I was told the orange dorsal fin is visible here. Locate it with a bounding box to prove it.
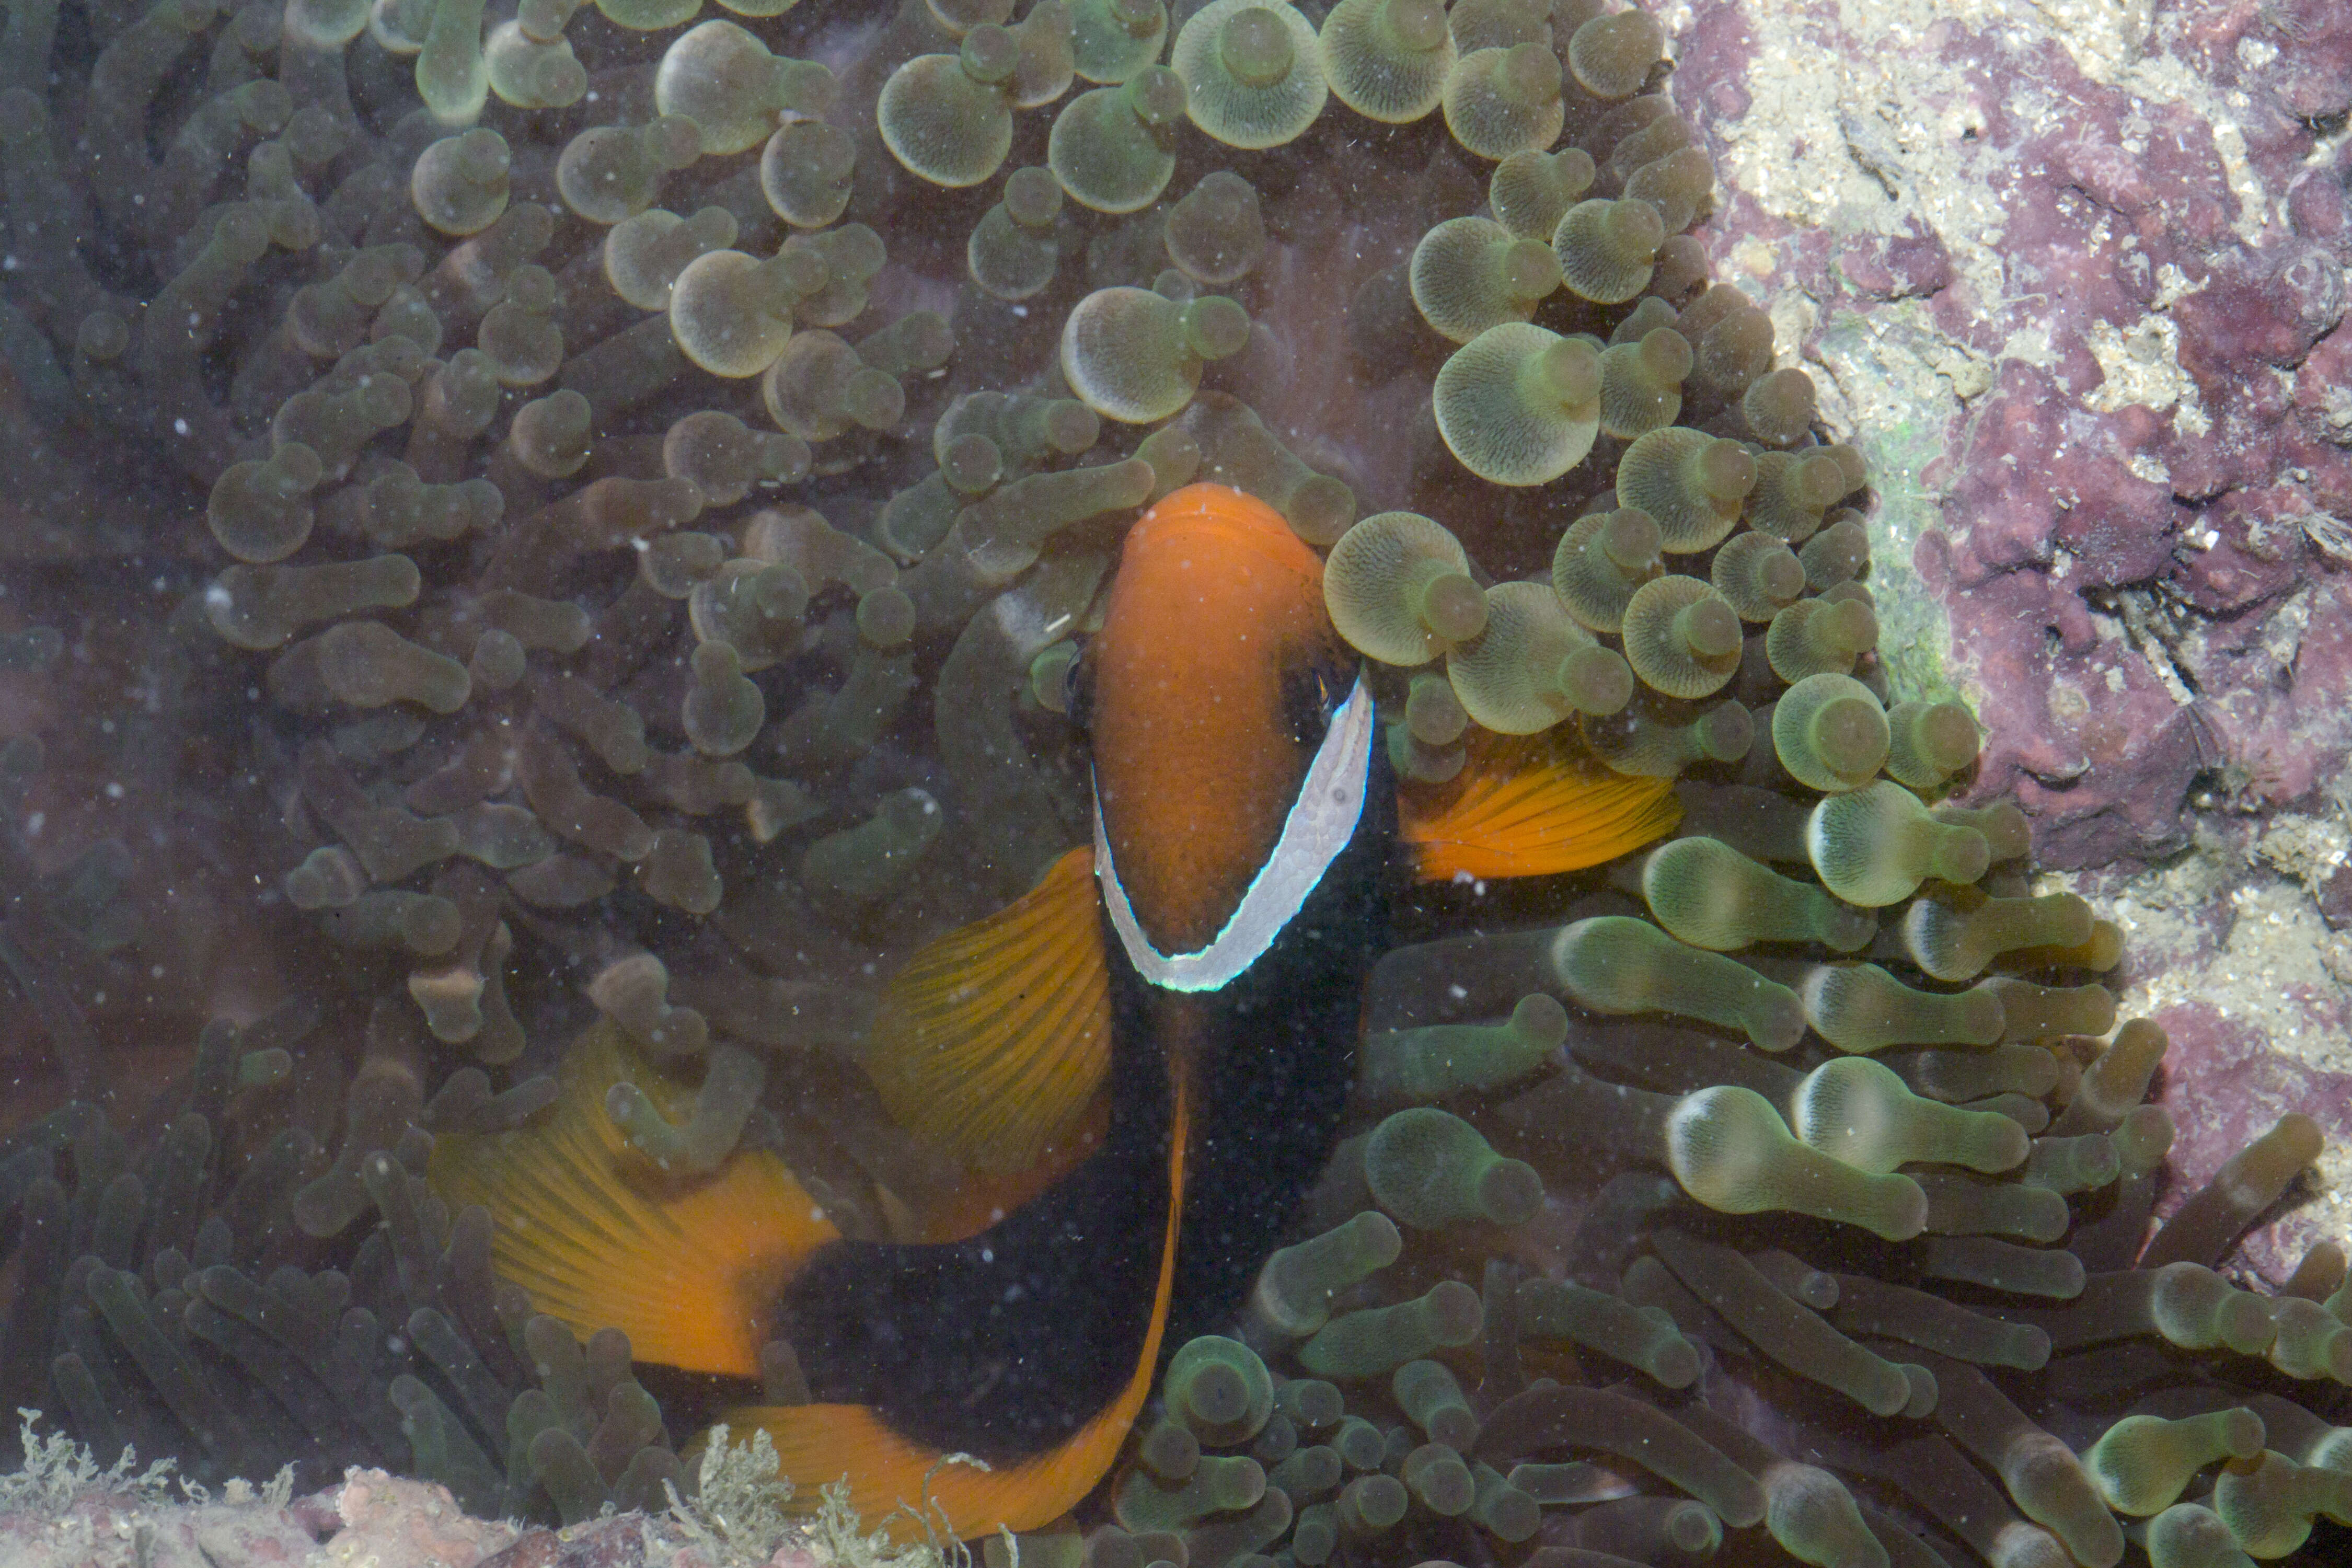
[721,1068,1191,1543]
[1400,729,1682,882]
[426,1022,835,1377]
[862,846,1112,1174]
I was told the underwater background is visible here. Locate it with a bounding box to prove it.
[3,0,2351,1565]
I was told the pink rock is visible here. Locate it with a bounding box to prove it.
[324,1469,519,1568]
[1837,224,1953,301]
[2288,163,2349,243]
[0,1483,319,1568]
[2173,246,2345,376]
[1678,0,2352,869]
[2167,484,2313,613]
[2256,0,2352,120]
[2293,321,2352,444]
[464,1509,762,1568]
[2145,1000,2352,1277]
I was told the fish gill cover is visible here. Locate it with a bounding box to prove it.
[0,0,2348,1566]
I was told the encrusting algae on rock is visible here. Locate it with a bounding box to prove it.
[0,1,2346,1567]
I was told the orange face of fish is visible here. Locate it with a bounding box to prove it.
[1086,483,1354,957]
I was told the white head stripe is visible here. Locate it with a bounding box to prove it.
[1096,674,1374,994]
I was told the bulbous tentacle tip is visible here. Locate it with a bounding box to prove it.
[1059,285,1248,424]
[1321,0,1455,125]
[1048,67,1184,212]
[1445,581,1623,732]
[1324,510,1485,666]
[878,46,1017,188]
[1442,42,1564,160]
[1567,8,1666,99]
[1434,324,1603,486]
[1173,0,1328,149]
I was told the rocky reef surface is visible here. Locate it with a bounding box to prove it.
[1668,0,2352,1272]
[0,1415,863,1568]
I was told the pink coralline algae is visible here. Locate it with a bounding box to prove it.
[1673,0,2352,870]
[2154,997,2352,1229]
[0,1489,318,1568]
[320,1469,520,1568]
[0,1460,815,1568]
[0,1467,512,1568]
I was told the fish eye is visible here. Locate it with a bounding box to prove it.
[1046,641,1093,728]
[1281,662,1340,748]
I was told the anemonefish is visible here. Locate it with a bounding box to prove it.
[430,483,1680,1541]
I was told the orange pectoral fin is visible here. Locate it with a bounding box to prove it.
[427,1022,836,1378]
[862,845,1112,1177]
[1400,729,1682,882]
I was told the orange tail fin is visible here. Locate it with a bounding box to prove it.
[428,1023,834,1378]
[1400,728,1681,882]
[721,1072,1191,1543]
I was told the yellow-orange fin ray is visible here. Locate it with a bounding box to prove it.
[428,1022,835,1378]
[1400,730,1681,882]
[863,846,1112,1173]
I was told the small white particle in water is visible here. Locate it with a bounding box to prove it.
[980,1247,995,1263]
[105,781,124,799]
[149,965,164,979]
[1448,984,1468,999]
[24,812,43,836]
[172,418,189,436]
